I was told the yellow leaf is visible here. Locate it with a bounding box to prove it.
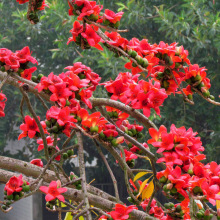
[89,178,95,185]
[137,177,151,198]
[133,172,151,182]
[145,157,152,166]
[56,201,67,207]
[142,180,154,200]
[64,212,73,220]
[79,217,84,220]
[216,192,220,209]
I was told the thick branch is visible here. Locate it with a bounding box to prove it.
[0,156,118,203]
[0,166,155,219]
[91,98,158,130]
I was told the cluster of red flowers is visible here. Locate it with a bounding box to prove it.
[36,62,100,109]
[0,47,38,80]
[67,0,124,50]
[68,0,123,25]
[103,72,168,117]
[147,124,220,219]
[105,36,212,100]
[67,0,214,102]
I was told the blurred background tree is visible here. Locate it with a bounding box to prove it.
[0,0,219,201]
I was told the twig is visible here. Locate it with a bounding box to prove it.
[146,190,156,212]
[31,145,78,186]
[94,140,120,201]
[53,162,69,182]
[58,201,62,220]
[192,87,220,106]
[62,177,82,187]
[35,94,49,110]
[19,86,50,161]
[98,107,160,165]
[131,169,153,173]
[82,16,128,33]
[62,130,76,149]
[119,145,140,205]
[89,207,111,218]
[0,73,10,90]
[169,69,194,105]
[19,96,25,121]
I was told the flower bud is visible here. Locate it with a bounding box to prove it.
[204,209,210,216]
[217,208,220,217]
[166,183,173,190]
[56,180,61,188]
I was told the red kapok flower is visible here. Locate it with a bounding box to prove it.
[0,92,7,117]
[4,175,24,196]
[15,46,38,64]
[18,115,47,140]
[30,159,43,168]
[16,0,29,4]
[40,181,67,202]
[20,67,37,80]
[103,9,124,24]
[110,204,137,220]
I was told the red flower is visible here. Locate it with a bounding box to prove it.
[18,115,47,140]
[0,92,7,117]
[168,166,190,197]
[150,132,174,153]
[46,106,76,127]
[201,182,220,205]
[40,181,67,202]
[110,204,137,220]
[48,82,72,107]
[149,206,164,219]
[77,1,102,20]
[103,9,124,24]
[81,110,108,132]
[37,136,55,151]
[121,149,137,162]
[157,152,183,167]
[105,32,128,50]
[20,67,37,80]
[37,0,49,11]
[16,0,29,4]
[81,24,103,51]
[30,159,43,167]
[36,72,62,92]
[4,175,24,196]
[148,125,167,144]
[4,54,20,70]
[67,21,83,44]
[15,46,38,64]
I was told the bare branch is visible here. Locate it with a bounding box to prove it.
[76,131,92,220]
[94,140,120,201]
